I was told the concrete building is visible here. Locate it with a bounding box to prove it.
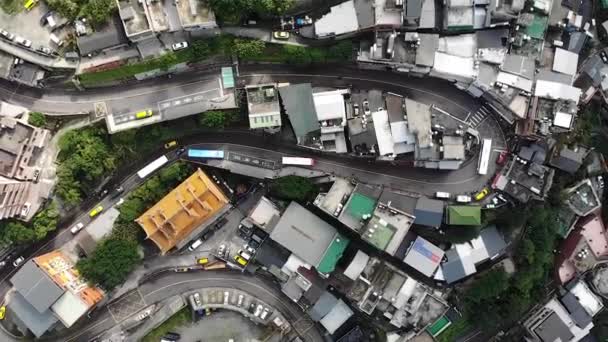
[0,117,51,221]
[313,89,349,153]
[136,168,230,254]
[523,280,602,342]
[563,179,601,217]
[247,196,280,232]
[175,0,217,31]
[270,202,349,275]
[436,226,507,283]
[246,84,282,130]
[556,215,608,284]
[117,0,154,42]
[278,84,321,145]
[8,250,104,338]
[77,14,129,56]
[414,197,444,228]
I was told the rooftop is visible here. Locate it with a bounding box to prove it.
[414,197,444,227]
[403,236,445,277]
[117,0,151,37]
[246,84,281,129]
[314,0,359,37]
[564,179,601,216]
[446,205,481,226]
[176,0,216,29]
[270,202,339,267]
[136,168,229,254]
[10,260,63,313]
[279,84,320,142]
[313,89,347,122]
[77,14,128,55]
[248,196,280,231]
[405,98,432,148]
[146,0,168,32]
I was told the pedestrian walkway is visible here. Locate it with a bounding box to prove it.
[467,105,492,128]
[0,39,76,69]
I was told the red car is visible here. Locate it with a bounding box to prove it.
[496,151,509,165]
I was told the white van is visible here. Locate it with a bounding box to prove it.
[435,191,451,199]
[456,195,472,203]
[238,250,251,261]
[188,239,202,251]
[49,33,64,47]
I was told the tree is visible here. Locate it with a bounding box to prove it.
[31,201,59,240]
[270,176,317,202]
[198,110,234,128]
[56,126,116,205]
[189,40,210,60]
[28,112,47,127]
[1,222,35,244]
[283,45,311,64]
[82,0,116,27]
[157,52,178,71]
[76,237,141,290]
[232,39,265,59]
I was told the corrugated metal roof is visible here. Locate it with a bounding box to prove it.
[447,205,481,225]
[279,84,320,140]
[10,260,64,313]
[8,292,58,338]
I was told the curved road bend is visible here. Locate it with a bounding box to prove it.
[58,271,324,342]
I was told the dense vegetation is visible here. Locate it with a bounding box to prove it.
[209,0,294,23]
[76,236,140,290]
[197,110,238,129]
[270,176,317,202]
[456,203,559,335]
[0,201,59,245]
[46,0,116,27]
[27,112,47,127]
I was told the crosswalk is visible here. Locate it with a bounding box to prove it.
[467,105,492,128]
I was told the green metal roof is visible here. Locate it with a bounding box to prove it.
[363,215,395,251]
[524,13,548,40]
[346,193,376,220]
[221,67,234,89]
[317,233,349,274]
[447,206,481,226]
[602,0,608,9]
[427,316,452,337]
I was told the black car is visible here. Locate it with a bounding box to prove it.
[214,218,228,231]
[111,186,124,198]
[163,332,181,340]
[40,11,53,25]
[201,229,215,241]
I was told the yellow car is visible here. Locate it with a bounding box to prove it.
[135,109,153,119]
[164,140,177,149]
[89,205,104,217]
[234,255,247,266]
[474,188,490,201]
[24,0,38,10]
[197,257,209,265]
[273,31,290,40]
[0,306,6,320]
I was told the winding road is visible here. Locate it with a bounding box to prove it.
[0,63,511,341]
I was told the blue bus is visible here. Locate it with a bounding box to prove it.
[188,149,225,159]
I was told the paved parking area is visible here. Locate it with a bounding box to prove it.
[0,3,58,48]
[177,310,264,342]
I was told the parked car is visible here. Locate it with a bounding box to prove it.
[197,257,209,265]
[598,175,605,189]
[474,188,490,201]
[456,195,471,203]
[163,332,181,340]
[353,103,360,116]
[164,140,177,149]
[435,191,451,199]
[40,10,53,25]
[172,41,188,51]
[24,0,38,11]
[15,36,32,48]
[20,202,31,218]
[362,100,371,115]
[12,256,24,267]
[36,46,52,55]
[188,239,203,251]
[601,51,608,64]
[0,306,6,320]
[114,198,125,207]
[273,31,290,40]
[70,222,85,234]
[0,30,15,41]
[89,205,104,217]
[496,151,509,165]
[234,255,247,266]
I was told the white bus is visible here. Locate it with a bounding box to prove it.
[478,139,492,175]
[281,157,315,166]
[137,155,169,179]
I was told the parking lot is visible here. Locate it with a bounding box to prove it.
[0,2,65,51]
[172,310,265,342]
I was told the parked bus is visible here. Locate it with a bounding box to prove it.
[281,157,315,166]
[187,149,225,159]
[137,155,168,179]
[478,139,492,175]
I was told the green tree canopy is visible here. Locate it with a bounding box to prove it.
[56,126,116,206]
[232,39,265,59]
[270,176,317,202]
[28,112,47,127]
[76,237,141,290]
[198,110,235,129]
